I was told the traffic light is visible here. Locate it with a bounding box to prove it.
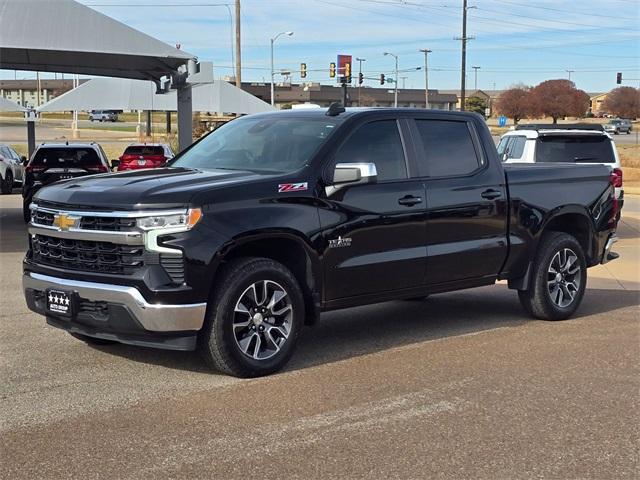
[616,72,622,84]
[300,63,307,79]
[329,62,336,78]
[380,73,385,85]
[344,62,351,83]
[358,72,364,85]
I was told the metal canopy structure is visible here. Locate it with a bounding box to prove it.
[36,77,275,115]
[0,96,27,112]
[0,0,197,151]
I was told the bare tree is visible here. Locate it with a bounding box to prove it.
[495,84,532,124]
[602,87,640,119]
[529,79,590,124]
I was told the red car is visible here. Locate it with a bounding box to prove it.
[115,144,174,171]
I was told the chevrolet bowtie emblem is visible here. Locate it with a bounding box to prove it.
[52,213,79,231]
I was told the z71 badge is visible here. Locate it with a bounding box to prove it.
[329,236,352,248]
[278,182,308,193]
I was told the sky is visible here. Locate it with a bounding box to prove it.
[3,0,640,93]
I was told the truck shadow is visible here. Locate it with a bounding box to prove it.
[93,285,640,375]
[0,200,29,253]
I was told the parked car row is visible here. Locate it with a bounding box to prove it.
[17,141,174,221]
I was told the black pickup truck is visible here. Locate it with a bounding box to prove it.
[23,108,621,377]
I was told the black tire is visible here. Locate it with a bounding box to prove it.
[1,170,13,194]
[198,257,304,377]
[22,202,31,223]
[518,232,587,321]
[69,332,117,345]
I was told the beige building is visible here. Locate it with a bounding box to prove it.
[438,89,503,115]
[589,92,608,115]
[0,79,87,108]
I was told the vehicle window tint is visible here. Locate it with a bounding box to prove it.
[535,135,615,164]
[414,120,480,176]
[31,148,101,167]
[508,136,526,159]
[124,146,165,156]
[334,120,407,181]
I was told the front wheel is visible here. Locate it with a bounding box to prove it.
[198,257,304,377]
[518,232,587,320]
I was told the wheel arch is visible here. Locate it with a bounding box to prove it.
[509,206,596,290]
[214,230,321,325]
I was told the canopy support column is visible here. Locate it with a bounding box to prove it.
[177,84,193,152]
[27,120,36,158]
[145,110,152,137]
[166,111,171,134]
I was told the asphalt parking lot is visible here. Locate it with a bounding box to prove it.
[1,193,638,479]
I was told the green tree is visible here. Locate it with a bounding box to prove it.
[466,96,487,116]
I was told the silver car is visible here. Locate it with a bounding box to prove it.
[0,144,25,194]
[604,119,632,135]
[89,110,118,122]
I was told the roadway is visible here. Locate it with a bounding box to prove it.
[1,194,638,479]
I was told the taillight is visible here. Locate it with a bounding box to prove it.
[25,164,45,174]
[608,168,622,226]
[86,164,109,173]
[611,168,623,188]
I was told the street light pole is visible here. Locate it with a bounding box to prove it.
[472,65,480,90]
[270,31,293,107]
[356,57,366,106]
[235,0,241,88]
[419,48,431,108]
[384,52,398,107]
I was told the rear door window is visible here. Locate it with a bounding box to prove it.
[535,135,615,163]
[31,148,101,168]
[414,120,481,177]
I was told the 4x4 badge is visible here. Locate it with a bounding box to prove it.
[278,182,308,193]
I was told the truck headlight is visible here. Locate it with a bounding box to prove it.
[136,208,202,231]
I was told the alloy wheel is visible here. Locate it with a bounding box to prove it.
[232,280,293,360]
[547,248,581,308]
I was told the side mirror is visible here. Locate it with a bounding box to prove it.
[501,152,509,162]
[110,159,120,170]
[20,155,27,164]
[326,163,377,196]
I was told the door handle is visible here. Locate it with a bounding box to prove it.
[398,195,422,206]
[481,189,502,200]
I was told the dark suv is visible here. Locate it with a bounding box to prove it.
[22,143,110,222]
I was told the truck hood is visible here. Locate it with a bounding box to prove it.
[33,167,264,210]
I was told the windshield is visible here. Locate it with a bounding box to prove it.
[535,135,615,164]
[170,115,341,174]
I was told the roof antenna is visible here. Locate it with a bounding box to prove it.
[326,102,345,117]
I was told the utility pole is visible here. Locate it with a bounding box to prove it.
[419,48,431,108]
[36,71,41,106]
[356,57,366,106]
[384,52,398,107]
[456,0,475,111]
[472,65,480,90]
[566,69,574,81]
[235,0,241,88]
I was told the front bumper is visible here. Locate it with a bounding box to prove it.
[23,272,207,350]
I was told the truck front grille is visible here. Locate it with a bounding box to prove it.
[80,216,137,231]
[32,234,144,275]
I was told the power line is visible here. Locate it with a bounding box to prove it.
[490,0,632,21]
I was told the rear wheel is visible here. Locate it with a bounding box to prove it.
[1,170,13,194]
[198,257,304,377]
[518,232,587,320]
